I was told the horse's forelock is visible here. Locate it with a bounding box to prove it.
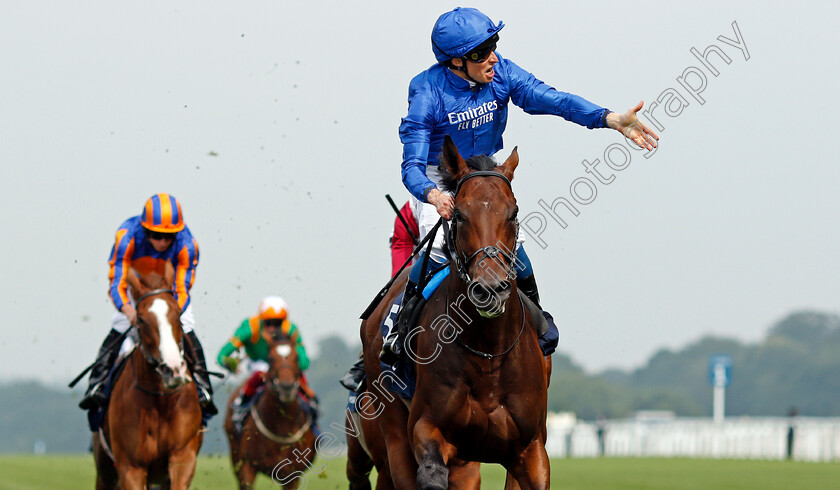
[438,154,497,193]
[140,272,168,290]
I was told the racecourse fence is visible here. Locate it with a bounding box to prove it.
[545,413,840,462]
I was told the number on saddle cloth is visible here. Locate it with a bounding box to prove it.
[378,265,451,340]
[375,265,451,401]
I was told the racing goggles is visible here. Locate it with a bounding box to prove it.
[465,34,499,63]
[147,230,176,241]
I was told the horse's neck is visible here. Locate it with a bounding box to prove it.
[257,390,305,431]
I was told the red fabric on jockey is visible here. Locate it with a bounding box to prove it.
[391,201,420,277]
[243,370,265,397]
[243,370,316,400]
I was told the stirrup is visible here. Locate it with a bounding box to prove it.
[379,328,403,366]
[78,383,106,410]
[197,385,218,415]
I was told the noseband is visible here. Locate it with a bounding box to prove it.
[445,170,519,283]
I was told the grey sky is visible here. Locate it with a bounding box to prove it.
[2,1,838,382]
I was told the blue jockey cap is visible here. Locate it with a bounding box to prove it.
[431,7,504,62]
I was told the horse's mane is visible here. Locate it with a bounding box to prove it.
[437,154,497,194]
[131,269,168,291]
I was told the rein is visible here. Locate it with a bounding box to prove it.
[448,287,527,359]
[248,348,311,444]
[250,403,312,445]
[131,356,190,397]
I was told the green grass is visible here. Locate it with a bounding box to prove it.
[0,454,838,489]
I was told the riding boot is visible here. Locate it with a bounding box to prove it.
[184,331,219,417]
[339,353,365,392]
[78,328,123,410]
[518,273,560,356]
[518,273,542,309]
[380,279,419,366]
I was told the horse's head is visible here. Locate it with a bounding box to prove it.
[266,339,301,404]
[125,262,191,390]
[439,135,520,317]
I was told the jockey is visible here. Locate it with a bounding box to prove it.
[380,7,659,364]
[79,193,218,421]
[217,296,319,421]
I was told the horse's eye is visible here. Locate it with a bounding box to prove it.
[453,209,463,222]
[510,206,519,221]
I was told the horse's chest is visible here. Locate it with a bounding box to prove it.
[460,386,541,447]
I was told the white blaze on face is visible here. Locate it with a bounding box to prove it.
[275,344,292,357]
[149,298,184,369]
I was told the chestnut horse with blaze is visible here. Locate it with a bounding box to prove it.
[355,136,551,489]
[224,337,317,489]
[93,264,203,490]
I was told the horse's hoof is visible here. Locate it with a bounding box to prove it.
[417,460,448,490]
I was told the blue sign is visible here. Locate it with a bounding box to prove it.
[708,355,732,388]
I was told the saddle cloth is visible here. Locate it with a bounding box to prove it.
[86,341,136,432]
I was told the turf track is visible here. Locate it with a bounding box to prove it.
[0,454,837,489]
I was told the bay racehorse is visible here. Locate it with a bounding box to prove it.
[93,263,203,490]
[358,136,550,489]
[410,137,551,489]
[224,337,317,489]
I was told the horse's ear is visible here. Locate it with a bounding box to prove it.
[498,146,519,181]
[163,261,175,289]
[440,135,468,181]
[124,268,147,298]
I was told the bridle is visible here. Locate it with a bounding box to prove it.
[442,170,527,359]
[249,347,312,444]
[132,288,187,390]
[444,170,519,284]
[266,361,301,403]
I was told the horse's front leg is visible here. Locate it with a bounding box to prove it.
[116,465,148,490]
[413,416,457,490]
[167,438,199,490]
[504,439,550,490]
[234,460,257,490]
[448,459,481,490]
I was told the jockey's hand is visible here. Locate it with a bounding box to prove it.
[427,189,455,220]
[121,304,137,326]
[606,101,659,151]
[223,356,239,373]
